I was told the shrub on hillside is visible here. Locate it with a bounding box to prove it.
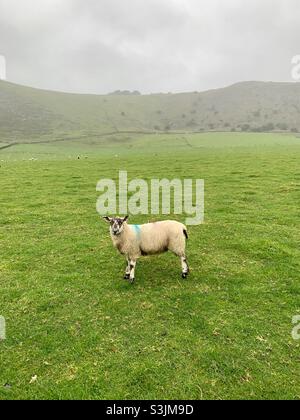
[252,122,275,132]
[241,124,251,132]
[277,122,288,130]
[186,119,197,128]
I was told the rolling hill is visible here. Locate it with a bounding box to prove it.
[1,80,300,146]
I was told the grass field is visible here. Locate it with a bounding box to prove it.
[0,132,299,400]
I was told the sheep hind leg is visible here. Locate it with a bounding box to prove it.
[168,237,189,279]
[181,256,190,279]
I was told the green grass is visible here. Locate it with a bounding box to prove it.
[0,133,299,400]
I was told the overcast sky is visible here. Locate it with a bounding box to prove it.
[0,0,299,94]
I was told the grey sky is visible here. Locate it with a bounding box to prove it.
[0,0,299,94]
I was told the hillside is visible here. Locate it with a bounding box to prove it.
[1,80,300,145]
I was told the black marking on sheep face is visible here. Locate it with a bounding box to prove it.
[112,218,123,236]
[104,216,128,236]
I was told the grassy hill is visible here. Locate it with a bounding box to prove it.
[1,80,300,146]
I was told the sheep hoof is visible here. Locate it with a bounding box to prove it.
[182,273,188,279]
[129,278,135,284]
[124,274,130,280]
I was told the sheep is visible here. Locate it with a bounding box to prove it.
[103,216,189,283]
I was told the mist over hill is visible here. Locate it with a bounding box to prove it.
[1,80,300,145]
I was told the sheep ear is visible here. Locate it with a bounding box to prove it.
[123,215,129,223]
[103,216,112,223]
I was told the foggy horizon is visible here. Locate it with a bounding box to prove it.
[0,0,299,95]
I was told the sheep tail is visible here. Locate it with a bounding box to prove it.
[183,229,189,240]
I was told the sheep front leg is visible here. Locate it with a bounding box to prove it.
[124,259,131,280]
[129,259,137,284]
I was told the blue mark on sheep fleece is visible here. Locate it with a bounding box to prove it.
[131,224,141,238]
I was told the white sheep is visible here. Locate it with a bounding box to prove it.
[103,216,189,283]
